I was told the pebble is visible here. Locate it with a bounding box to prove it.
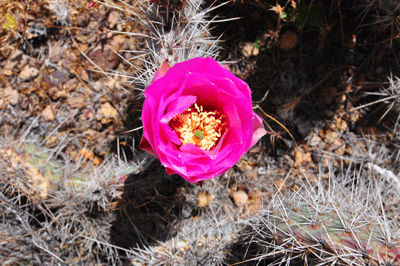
[3,87,19,105]
[49,43,65,62]
[232,190,248,208]
[41,105,55,121]
[242,42,259,57]
[19,65,39,81]
[67,95,86,109]
[3,50,26,72]
[293,146,312,167]
[308,132,322,147]
[110,34,126,50]
[9,90,19,105]
[45,69,68,87]
[108,10,120,29]
[99,102,118,124]
[63,78,79,91]
[76,12,89,27]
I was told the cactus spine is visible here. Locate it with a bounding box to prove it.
[232,170,400,266]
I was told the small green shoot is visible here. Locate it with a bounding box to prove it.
[254,38,261,49]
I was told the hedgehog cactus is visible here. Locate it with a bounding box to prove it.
[353,0,400,49]
[0,143,62,200]
[132,0,225,89]
[267,203,400,265]
[232,170,400,266]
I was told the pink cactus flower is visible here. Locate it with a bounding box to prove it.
[139,57,266,183]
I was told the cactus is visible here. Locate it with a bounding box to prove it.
[254,203,399,265]
[0,136,141,265]
[127,216,236,265]
[229,165,400,266]
[125,0,227,90]
[5,0,400,265]
[355,75,400,133]
[1,0,231,263]
[353,0,400,47]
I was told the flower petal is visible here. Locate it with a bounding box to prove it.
[140,57,267,183]
[250,113,267,147]
[153,59,172,82]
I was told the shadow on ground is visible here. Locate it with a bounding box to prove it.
[110,160,185,251]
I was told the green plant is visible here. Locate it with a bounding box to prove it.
[230,167,400,265]
[260,203,399,264]
[127,0,228,89]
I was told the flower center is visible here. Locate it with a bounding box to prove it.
[169,103,228,151]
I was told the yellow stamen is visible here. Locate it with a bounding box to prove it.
[169,103,228,150]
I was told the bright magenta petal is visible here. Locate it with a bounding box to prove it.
[140,57,266,183]
[153,59,172,82]
[251,113,267,146]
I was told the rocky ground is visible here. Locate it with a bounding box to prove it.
[1,0,400,265]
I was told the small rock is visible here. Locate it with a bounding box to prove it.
[74,65,89,80]
[333,117,348,132]
[67,95,86,109]
[63,49,78,62]
[232,190,248,208]
[89,80,103,92]
[63,78,79,91]
[3,50,24,71]
[45,69,68,87]
[308,132,322,147]
[75,34,88,43]
[331,138,346,156]
[110,34,125,50]
[60,59,71,71]
[49,43,65,62]
[41,105,55,121]
[76,12,89,27]
[87,33,97,44]
[108,10,120,29]
[237,159,253,172]
[99,102,119,124]
[324,130,339,143]
[293,146,312,167]
[130,262,143,266]
[88,44,120,70]
[75,148,94,162]
[88,20,99,30]
[176,241,188,251]
[3,87,19,105]
[2,69,13,76]
[242,42,259,57]
[9,90,19,105]
[17,54,29,69]
[47,86,68,100]
[19,65,39,81]
[249,145,262,154]
[197,191,214,209]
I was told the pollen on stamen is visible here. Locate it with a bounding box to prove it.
[169,103,228,150]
